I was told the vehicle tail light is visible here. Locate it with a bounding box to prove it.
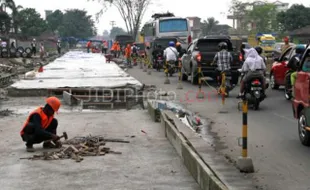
[188,35,192,44]
[196,52,201,62]
[251,79,261,85]
[239,53,243,62]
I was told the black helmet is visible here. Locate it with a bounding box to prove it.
[218,42,228,50]
[255,46,263,55]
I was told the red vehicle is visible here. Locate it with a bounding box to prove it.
[270,46,296,89]
[292,47,310,146]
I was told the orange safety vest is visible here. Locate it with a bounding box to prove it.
[111,43,117,51]
[20,107,54,135]
[86,42,91,48]
[116,44,121,51]
[125,46,131,58]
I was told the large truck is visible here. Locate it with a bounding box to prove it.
[248,33,276,57]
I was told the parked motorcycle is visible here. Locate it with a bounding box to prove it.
[238,69,268,110]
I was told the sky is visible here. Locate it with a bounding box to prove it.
[13,0,308,35]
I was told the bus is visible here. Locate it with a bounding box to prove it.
[141,13,192,49]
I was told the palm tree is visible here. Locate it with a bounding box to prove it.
[202,17,219,35]
[0,0,22,33]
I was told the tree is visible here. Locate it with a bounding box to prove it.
[103,30,109,36]
[0,11,11,34]
[109,27,126,39]
[58,9,96,38]
[201,17,219,35]
[46,10,63,33]
[247,3,278,32]
[91,0,152,40]
[0,0,23,33]
[277,4,310,32]
[17,8,47,36]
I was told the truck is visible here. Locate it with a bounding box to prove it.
[248,33,276,57]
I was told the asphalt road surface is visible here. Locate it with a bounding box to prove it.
[128,65,310,190]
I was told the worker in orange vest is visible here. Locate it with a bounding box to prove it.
[111,42,117,58]
[116,41,121,58]
[125,44,132,67]
[20,97,62,152]
[86,40,92,53]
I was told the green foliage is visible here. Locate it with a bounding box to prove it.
[248,3,278,33]
[58,9,96,38]
[17,8,47,36]
[0,11,11,33]
[109,27,126,39]
[46,10,63,32]
[201,17,219,35]
[277,4,310,32]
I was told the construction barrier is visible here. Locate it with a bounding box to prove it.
[164,61,170,84]
[196,58,204,99]
[177,58,183,89]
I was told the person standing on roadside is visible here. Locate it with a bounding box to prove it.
[31,39,37,56]
[39,43,45,60]
[56,40,61,55]
[86,40,92,53]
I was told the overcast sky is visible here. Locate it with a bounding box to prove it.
[14,0,308,35]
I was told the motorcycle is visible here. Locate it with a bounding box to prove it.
[216,70,236,97]
[238,69,268,110]
[155,56,164,71]
[284,69,294,100]
[166,60,177,76]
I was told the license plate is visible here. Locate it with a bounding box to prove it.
[251,87,262,90]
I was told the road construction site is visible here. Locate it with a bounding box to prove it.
[0,51,205,190]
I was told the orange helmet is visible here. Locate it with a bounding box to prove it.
[46,96,61,112]
[176,42,181,46]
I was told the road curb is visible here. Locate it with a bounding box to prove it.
[147,101,228,190]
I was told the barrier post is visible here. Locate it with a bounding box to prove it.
[139,56,143,69]
[196,55,204,99]
[219,72,228,113]
[177,58,183,89]
[147,58,152,75]
[143,57,147,72]
[237,99,254,173]
[164,61,170,84]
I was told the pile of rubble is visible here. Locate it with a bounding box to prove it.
[20,135,129,162]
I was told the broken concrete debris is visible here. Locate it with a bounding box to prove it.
[20,135,127,162]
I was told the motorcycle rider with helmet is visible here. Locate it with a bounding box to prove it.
[238,47,266,98]
[255,46,267,65]
[164,41,178,67]
[288,45,306,97]
[212,42,233,89]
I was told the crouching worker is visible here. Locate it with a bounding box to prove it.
[20,97,62,152]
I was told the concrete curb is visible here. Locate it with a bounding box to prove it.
[147,100,228,190]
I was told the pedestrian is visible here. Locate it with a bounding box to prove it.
[86,40,92,53]
[31,39,37,56]
[39,42,45,59]
[11,41,15,48]
[20,97,62,152]
[56,39,61,55]
[116,41,121,58]
[125,44,132,67]
[102,40,108,54]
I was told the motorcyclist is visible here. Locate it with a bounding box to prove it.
[131,43,139,65]
[289,45,306,97]
[238,48,266,98]
[255,46,267,65]
[164,41,178,66]
[152,45,164,66]
[212,42,233,87]
[176,42,185,58]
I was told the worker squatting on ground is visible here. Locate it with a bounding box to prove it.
[20,97,62,152]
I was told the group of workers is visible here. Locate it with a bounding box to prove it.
[86,40,109,54]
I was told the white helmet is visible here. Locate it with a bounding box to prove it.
[33,39,36,41]
[58,40,60,42]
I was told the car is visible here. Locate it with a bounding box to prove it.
[272,42,295,59]
[181,35,241,85]
[292,46,310,146]
[270,44,306,89]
